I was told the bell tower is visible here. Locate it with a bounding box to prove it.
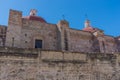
[84,19,91,28]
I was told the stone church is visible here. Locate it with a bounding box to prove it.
[0,9,120,53]
[1,9,120,80]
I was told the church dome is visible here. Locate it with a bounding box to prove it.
[23,9,47,23]
[83,20,97,32]
[83,26,96,32]
[23,15,47,23]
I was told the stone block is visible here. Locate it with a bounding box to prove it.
[73,53,86,61]
[41,51,63,61]
[64,52,73,61]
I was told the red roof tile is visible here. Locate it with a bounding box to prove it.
[23,15,46,23]
[83,27,96,33]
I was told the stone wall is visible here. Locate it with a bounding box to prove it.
[5,9,22,48]
[21,19,59,50]
[0,25,7,46]
[0,47,120,80]
[116,36,120,52]
[5,9,120,53]
[69,29,93,52]
[103,35,117,53]
[6,9,60,51]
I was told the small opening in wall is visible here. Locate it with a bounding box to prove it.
[25,34,27,37]
[25,41,28,43]
[0,41,2,46]
[12,37,14,47]
[35,39,42,48]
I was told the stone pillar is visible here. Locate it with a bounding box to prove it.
[97,37,106,53]
[5,9,22,48]
[57,20,69,51]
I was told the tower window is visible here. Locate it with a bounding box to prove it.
[35,39,42,48]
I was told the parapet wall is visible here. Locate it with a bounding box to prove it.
[0,47,120,80]
[0,47,87,62]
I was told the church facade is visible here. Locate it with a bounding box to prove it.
[0,9,120,53]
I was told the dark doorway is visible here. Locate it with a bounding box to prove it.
[35,39,42,48]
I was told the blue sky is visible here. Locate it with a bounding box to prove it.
[0,0,120,36]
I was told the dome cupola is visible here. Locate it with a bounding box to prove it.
[23,9,47,23]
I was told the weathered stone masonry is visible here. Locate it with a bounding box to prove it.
[0,47,120,80]
[1,9,119,53]
[1,9,120,80]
